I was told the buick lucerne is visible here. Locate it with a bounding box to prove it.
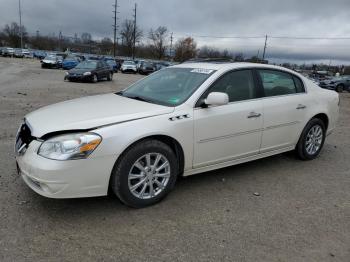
[15,63,339,208]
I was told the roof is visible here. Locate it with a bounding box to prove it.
[172,62,300,75]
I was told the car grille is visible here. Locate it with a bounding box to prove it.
[15,122,34,155]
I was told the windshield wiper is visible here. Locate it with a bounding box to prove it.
[125,95,151,103]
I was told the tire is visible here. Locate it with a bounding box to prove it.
[336,84,344,93]
[296,118,326,160]
[110,139,178,208]
[107,72,113,81]
[92,74,98,83]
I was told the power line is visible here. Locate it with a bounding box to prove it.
[190,35,350,40]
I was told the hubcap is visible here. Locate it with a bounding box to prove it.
[128,153,170,200]
[305,125,323,155]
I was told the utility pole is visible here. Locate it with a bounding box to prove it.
[112,0,119,57]
[132,3,137,60]
[18,0,23,49]
[170,32,173,60]
[262,35,268,60]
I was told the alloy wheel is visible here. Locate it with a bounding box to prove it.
[128,153,171,200]
[305,125,323,155]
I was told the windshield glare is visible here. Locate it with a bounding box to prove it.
[121,67,215,106]
[75,61,97,69]
[124,61,135,65]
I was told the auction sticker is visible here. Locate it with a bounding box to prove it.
[190,69,214,74]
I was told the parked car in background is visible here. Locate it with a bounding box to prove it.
[105,58,118,72]
[2,47,14,57]
[65,60,113,82]
[121,60,137,73]
[41,55,60,68]
[15,62,339,208]
[13,49,24,58]
[319,75,350,92]
[22,49,33,58]
[154,61,170,71]
[56,55,64,68]
[138,61,156,75]
[33,50,46,60]
[62,56,80,70]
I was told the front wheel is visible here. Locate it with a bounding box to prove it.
[336,85,344,93]
[92,74,98,83]
[110,140,178,208]
[296,118,326,160]
[107,72,113,81]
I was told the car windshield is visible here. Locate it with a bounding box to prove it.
[75,61,97,69]
[45,55,56,61]
[124,61,135,65]
[120,67,215,106]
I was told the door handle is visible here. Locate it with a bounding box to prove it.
[247,112,261,118]
[296,104,307,110]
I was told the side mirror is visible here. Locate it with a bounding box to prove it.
[204,92,229,106]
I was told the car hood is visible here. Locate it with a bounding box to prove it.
[68,68,91,74]
[25,93,174,138]
[42,59,57,64]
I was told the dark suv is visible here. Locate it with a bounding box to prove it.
[65,60,113,83]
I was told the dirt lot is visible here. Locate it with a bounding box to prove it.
[0,57,349,262]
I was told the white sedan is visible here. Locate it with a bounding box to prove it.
[120,60,137,74]
[15,62,339,207]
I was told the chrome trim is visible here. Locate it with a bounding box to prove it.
[197,121,299,144]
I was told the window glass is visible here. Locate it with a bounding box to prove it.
[122,68,215,106]
[207,70,256,102]
[293,76,305,93]
[258,70,298,96]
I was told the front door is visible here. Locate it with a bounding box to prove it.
[193,69,263,168]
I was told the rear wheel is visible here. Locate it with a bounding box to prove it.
[296,118,326,160]
[110,139,178,208]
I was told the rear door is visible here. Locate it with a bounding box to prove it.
[257,69,309,152]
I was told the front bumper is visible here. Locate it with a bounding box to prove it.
[65,74,92,82]
[16,140,117,198]
[121,68,137,73]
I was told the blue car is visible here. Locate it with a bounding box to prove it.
[105,59,118,72]
[62,57,80,70]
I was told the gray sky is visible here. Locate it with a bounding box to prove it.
[1,0,350,64]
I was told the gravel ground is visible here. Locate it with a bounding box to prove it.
[0,57,349,262]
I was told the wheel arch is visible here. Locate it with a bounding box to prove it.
[311,113,329,130]
[108,134,185,189]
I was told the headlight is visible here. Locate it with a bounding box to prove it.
[83,72,91,76]
[65,71,69,75]
[38,133,102,160]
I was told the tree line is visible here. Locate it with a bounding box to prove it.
[0,21,257,63]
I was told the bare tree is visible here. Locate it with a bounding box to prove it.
[120,19,142,57]
[100,37,113,54]
[3,22,27,47]
[174,37,197,62]
[148,26,168,59]
[81,32,92,44]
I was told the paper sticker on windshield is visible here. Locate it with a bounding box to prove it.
[190,69,214,74]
